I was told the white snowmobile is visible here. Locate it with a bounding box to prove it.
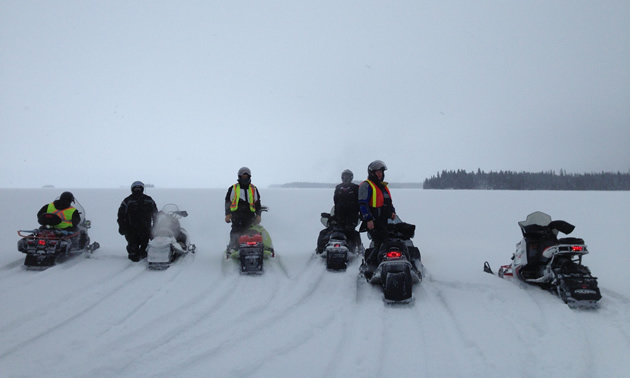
[359,216,423,304]
[17,199,99,269]
[147,204,196,270]
[484,211,601,308]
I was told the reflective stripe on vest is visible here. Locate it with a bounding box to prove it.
[229,184,257,212]
[366,180,391,208]
[46,203,76,229]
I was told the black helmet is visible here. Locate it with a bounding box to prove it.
[131,181,144,194]
[367,160,387,174]
[237,167,251,177]
[60,191,74,203]
[341,169,353,182]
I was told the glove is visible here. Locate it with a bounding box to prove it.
[225,214,232,223]
[254,215,261,225]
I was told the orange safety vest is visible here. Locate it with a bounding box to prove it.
[46,203,76,229]
[229,184,257,213]
[365,180,391,208]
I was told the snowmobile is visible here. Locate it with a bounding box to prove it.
[317,208,364,271]
[17,200,99,269]
[359,217,423,303]
[225,206,274,275]
[147,204,196,270]
[484,211,601,308]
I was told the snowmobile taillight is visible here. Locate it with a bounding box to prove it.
[571,246,584,252]
[334,243,341,248]
[38,240,46,246]
[386,251,402,259]
[239,234,263,244]
[246,242,258,246]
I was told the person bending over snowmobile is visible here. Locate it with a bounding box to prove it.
[37,191,81,230]
[317,169,361,253]
[225,167,262,252]
[358,160,396,266]
[117,181,158,262]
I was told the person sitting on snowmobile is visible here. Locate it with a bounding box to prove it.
[358,160,396,266]
[117,181,158,262]
[36,191,89,248]
[317,169,361,253]
[37,191,81,230]
[225,167,263,252]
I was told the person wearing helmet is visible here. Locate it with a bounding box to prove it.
[117,181,158,262]
[316,169,361,254]
[37,191,81,230]
[358,160,397,268]
[224,167,262,252]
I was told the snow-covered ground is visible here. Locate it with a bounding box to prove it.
[1,188,629,377]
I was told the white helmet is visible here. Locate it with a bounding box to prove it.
[237,167,252,177]
[367,160,387,174]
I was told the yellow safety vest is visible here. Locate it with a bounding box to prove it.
[365,180,392,208]
[230,184,257,213]
[46,203,77,229]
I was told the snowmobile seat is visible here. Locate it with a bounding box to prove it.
[38,213,62,227]
[388,222,415,239]
[329,230,347,241]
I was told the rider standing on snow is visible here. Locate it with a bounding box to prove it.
[117,181,158,262]
[225,167,262,252]
[37,191,80,230]
[358,160,396,266]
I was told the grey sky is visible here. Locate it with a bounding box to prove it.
[1,1,628,188]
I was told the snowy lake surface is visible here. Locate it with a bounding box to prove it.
[1,188,629,377]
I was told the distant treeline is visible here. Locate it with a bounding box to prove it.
[271,182,423,189]
[423,169,630,190]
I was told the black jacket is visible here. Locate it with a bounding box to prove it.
[333,182,359,227]
[117,193,158,235]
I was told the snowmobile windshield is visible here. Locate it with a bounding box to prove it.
[73,200,87,225]
[161,204,180,214]
[518,211,552,228]
[153,204,182,237]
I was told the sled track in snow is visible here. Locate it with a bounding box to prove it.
[0,261,148,361]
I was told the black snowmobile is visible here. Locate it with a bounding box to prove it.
[317,209,364,271]
[17,201,99,269]
[359,217,423,303]
[484,211,601,308]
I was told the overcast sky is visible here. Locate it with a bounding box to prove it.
[1,0,628,188]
